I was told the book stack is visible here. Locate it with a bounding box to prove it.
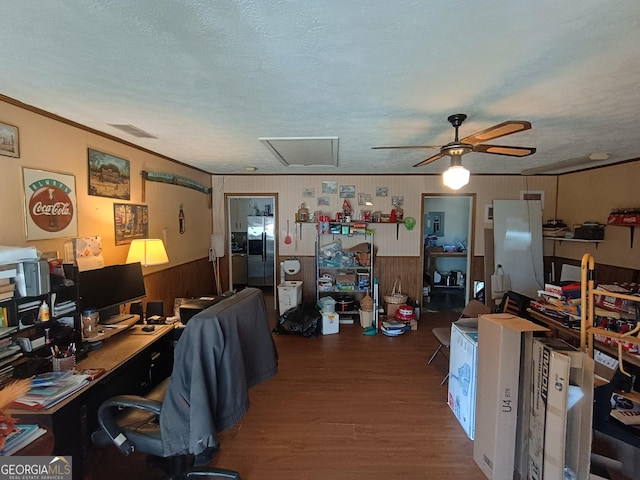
[381,320,409,337]
[13,371,90,409]
[530,282,583,326]
[53,299,76,316]
[0,424,47,455]
[0,265,17,303]
[0,326,21,387]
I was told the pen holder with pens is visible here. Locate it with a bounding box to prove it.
[52,354,76,372]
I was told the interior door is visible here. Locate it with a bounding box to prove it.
[422,194,474,310]
[226,195,277,302]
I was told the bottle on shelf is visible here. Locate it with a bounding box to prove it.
[39,300,50,321]
[393,204,404,222]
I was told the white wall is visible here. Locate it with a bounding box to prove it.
[0,98,212,270]
[212,174,558,259]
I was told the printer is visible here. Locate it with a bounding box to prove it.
[179,297,223,324]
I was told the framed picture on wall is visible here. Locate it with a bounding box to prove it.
[22,168,78,240]
[88,148,131,200]
[0,122,19,158]
[375,186,388,197]
[113,203,148,245]
[322,181,337,194]
[339,184,355,198]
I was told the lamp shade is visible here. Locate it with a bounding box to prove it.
[442,165,470,190]
[126,239,169,266]
[442,155,470,190]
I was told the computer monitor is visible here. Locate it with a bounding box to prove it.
[78,263,146,323]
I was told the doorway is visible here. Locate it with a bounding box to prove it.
[225,194,277,302]
[422,194,474,312]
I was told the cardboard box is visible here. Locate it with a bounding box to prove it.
[385,302,401,317]
[473,313,549,480]
[321,312,339,335]
[529,338,594,480]
[448,322,478,439]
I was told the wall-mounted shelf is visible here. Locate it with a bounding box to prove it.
[607,224,636,248]
[543,235,604,249]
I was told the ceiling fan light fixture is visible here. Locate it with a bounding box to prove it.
[442,156,470,190]
[441,143,473,157]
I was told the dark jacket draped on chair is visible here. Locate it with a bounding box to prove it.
[160,287,278,460]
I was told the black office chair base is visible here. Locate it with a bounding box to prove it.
[147,454,241,480]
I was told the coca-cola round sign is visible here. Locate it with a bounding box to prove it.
[24,168,77,240]
[28,184,74,232]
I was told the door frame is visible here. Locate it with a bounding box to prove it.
[224,193,278,306]
[421,193,476,307]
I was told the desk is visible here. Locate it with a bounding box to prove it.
[9,324,174,479]
[526,308,581,342]
[527,308,640,369]
[424,249,467,292]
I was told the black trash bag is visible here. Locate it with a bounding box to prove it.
[273,303,322,338]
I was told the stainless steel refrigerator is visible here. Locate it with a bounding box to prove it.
[247,216,275,286]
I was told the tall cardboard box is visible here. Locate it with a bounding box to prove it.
[529,338,594,480]
[473,313,548,480]
[448,322,478,439]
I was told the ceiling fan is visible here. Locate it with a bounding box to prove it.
[372,113,536,168]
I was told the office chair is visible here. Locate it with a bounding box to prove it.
[92,288,278,480]
[427,299,491,385]
[92,378,241,479]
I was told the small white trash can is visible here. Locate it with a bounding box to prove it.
[278,281,303,315]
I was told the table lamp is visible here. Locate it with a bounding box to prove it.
[126,239,169,267]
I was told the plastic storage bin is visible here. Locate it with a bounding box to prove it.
[322,312,339,335]
[278,281,303,315]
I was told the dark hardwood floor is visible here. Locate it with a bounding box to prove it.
[87,292,486,479]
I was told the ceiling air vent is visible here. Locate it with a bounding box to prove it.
[109,124,157,139]
[259,137,338,167]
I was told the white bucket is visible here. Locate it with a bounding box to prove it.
[359,309,373,328]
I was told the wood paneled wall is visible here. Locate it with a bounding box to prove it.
[276,254,487,307]
[551,256,640,285]
[142,258,216,317]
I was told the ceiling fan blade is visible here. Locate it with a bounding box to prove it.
[371,145,440,150]
[461,120,532,144]
[474,144,536,157]
[413,152,444,168]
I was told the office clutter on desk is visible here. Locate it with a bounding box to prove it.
[0,424,47,455]
[13,371,90,409]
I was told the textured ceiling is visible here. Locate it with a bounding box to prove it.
[1,1,640,175]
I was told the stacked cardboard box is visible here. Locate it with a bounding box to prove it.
[529,338,594,480]
[473,314,595,480]
[474,314,549,479]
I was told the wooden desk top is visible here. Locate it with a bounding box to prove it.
[78,323,174,371]
[526,308,581,340]
[8,324,175,415]
[527,308,640,368]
